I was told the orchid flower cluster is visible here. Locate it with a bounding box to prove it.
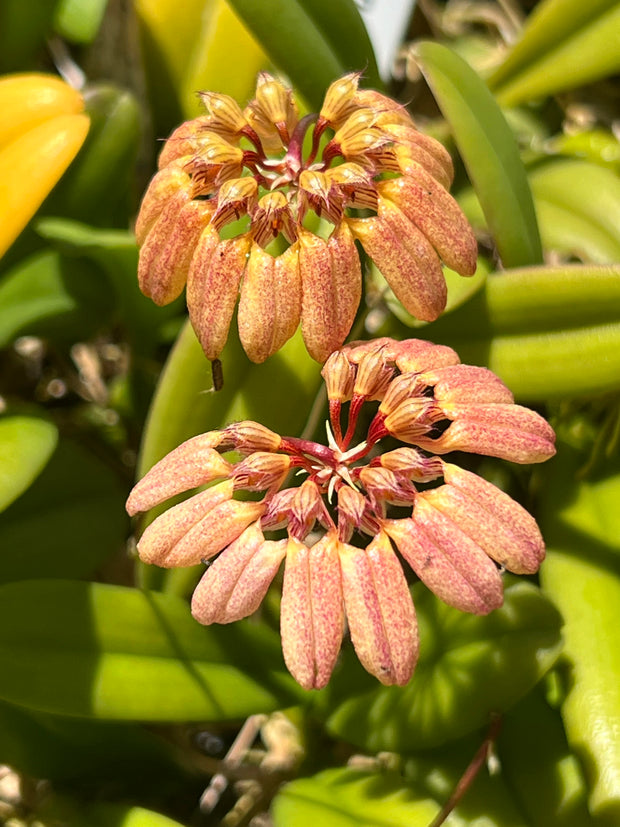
[135,72,477,363]
[127,338,555,690]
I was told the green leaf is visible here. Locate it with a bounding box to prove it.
[273,767,439,827]
[412,41,542,268]
[0,439,127,584]
[44,84,141,227]
[413,264,620,401]
[489,0,619,91]
[528,160,620,263]
[272,759,530,827]
[293,0,382,89]
[36,217,173,353]
[0,698,183,784]
[0,249,115,347]
[0,0,57,73]
[42,797,189,827]
[226,0,369,109]
[499,687,594,827]
[0,415,57,513]
[492,1,620,107]
[538,441,620,821]
[323,582,563,752]
[0,579,301,719]
[54,0,109,43]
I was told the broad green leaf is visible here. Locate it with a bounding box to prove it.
[292,0,382,89]
[45,84,141,227]
[36,217,173,353]
[136,0,267,131]
[273,768,439,827]
[412,264,620,400]
[0,249,114,347]
[0,579,301,719]
[539,441,620,820]
[42,797,188,827]
[272,761,529,827]
[459,164,620,264]
[412,41,542,268]
[489,0,619,90]
[0,0,57,73]
[528,160,620,263]
[180,0,267,119]
[493,3,620,107]
[54,0,109,43]
[499,687,594,827]
[0,439,127,584]
[226,0,347,109]
[0,698,183,783]
[323,582,563,752]
[0,415,57,513]
[545,129,620,174]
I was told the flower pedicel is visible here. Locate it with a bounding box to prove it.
[127,338,556,690]
[135,73,477,364]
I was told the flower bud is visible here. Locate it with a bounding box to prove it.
[384,510,504,615]
[191,521,286,624]
[339,532,418,686]
[319,72,361,128]
[281,534,344,690]
[126,431,228,515]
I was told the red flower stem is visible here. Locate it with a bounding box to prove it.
[329,399,344,447]
[240,125,267,160]
[287,112,318,168]
[341,394,365,450]
[428,714,503,827]
[280,436,336,467]
[306,116,327,167]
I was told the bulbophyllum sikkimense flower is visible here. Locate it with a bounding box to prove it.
[127,338,555,690]
[135,73,478,364]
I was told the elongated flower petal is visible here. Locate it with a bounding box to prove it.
[438,463,545,573]
[382,123,455,188]
[384,509,504,615]
[281,534,344,690]
[126,432,228,515]
[137,480,234,566]
[421,364,515,404]
[378,173,478,274]
[157,117,212,170]
[191,521,286,623]
[238,243,301,363]
[138,199,214,305]
[135,161,193,245]
[339,532,418,685]
[162,498,266,568]
[415,403,557,463]
[347,198,447,322]
[298,226,360,362]
[388,338,460,374]
[187,230,251,360]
